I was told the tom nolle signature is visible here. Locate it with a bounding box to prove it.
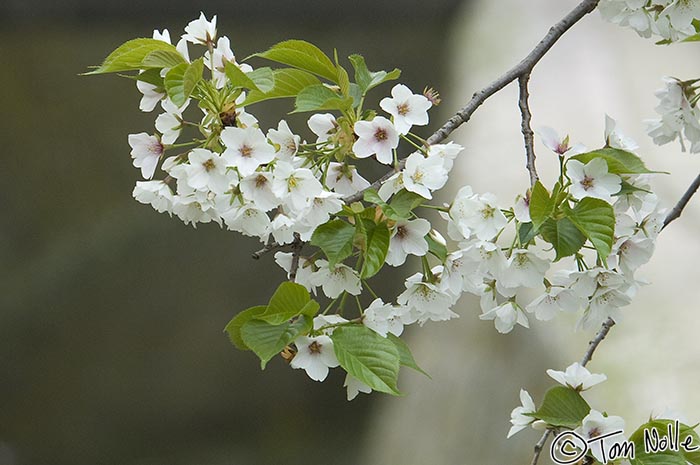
[550,420,699,464]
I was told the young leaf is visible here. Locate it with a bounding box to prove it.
[224,62,275,93]
[293,84,353,113]
[629,420,700,465]
[259,281,313,325]
[224,305,267,350]
[241,316,312,369]
[131,68,164,88]
[243,68,321,106]
[539,217,587,261]
[360,219,390,279]
[164,58,204,107]
[253,39,338,82]
[84,38,180,75]
[387,334,430,378]
[141,50,187,69]
[426,233,447,263]
[531,385,590,428]
[310,219,356,266]
[383,190,424,220]
[570,148,661,175]
[529,180,554,230]
[566,197,615,261]
[331,325,401,395]
[518,222,537,245]
[348,54,401,95]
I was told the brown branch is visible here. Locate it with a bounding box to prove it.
[580,317,616,367]
[662,171,700,230]
[518,74,539,187]
[251,237,286,259]
[288,233,303,283]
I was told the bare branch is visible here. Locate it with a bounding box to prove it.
[531,430,552,465]
[580,317,616,367]
[662,171,700,230]
[251,237,286,260]
[518,73,539,187]
[289,233,303,283]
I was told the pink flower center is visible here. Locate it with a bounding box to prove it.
[374,128,388,142]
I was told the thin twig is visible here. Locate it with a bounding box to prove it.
[344,0,601,205]
[251,237,286,259]
[580,317,616,367]
[289,233,303,283]
[662,171,700,230]
[518,73,539,187]
[531,430,552,465]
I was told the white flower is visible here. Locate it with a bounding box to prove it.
[313,314,349,335]
[267,120,300,161]
[537,126,586,156]
[513,193,531,223]
[427,142,463,171]
[128,133,163,179]
[221,205,271,240]
[448,187,508,241]
[397,272,457,324]
[344,373,373,401]
[309,260,362,299]
[239,172,281,212]
[386,218,431,267]
[498,249,550,289]
[605,115,639,151]
[613,236,654,275]
[661,0,700,31]
[567,158,621,202]
[205,36,248,88]
[647,77,700,153]
[299,191,343,228]
[270,213,296,244]
[353,116,399,165]
[575,410,626,464]
[133,180,174,214]
[363,298,405,337]
[577,288,631,330]
[221,126,276,177]
[507,389,536,438]
[379,83,432,135]
[546,362,607,391]
[290,335,339,382]
[325,162,371,196]
[182,12,217,45]
[307,113,337,144]
[525,287,585,321]
[274,252,316,293]
[184,148,229,193]
[271,162,323,211]
[401,152,448,199]
[479,300,529,334]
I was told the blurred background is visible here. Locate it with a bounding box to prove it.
[2,1,699,465]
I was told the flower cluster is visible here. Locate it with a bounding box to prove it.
[647,77,700,153]
[599,0,700,42]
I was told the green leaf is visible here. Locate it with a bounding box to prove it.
[164,58,204,107]
[629,420,700,465]
[243,68,321,106]
[530,181,554,230]
[84,38,180,75]
[682,33,700,42]
[141,50,187,69]
[125,68,164,88]
[532,385,590,428]
[387,334,430,378]
[566,197,615,261]
[259,281,312,325]
[310,219,356,267]
[348,54,401,95]
[518,222,537,245]
[383,190,424,220]
[426,233,447,262]
[254,39,338,82]
[540,217,587,261]
[617,179,652,197]
[360,220,390,279]
[331,325,401,395]
[241,316,312,369]
[293,84,353,113]
[224,62,275,93]
[224,305,267,350]
[570,147,660,175]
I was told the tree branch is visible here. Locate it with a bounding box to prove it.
[518,73,539,187]
[289,233,303,283]
[662,171,700,230]
[531,430,552,465]
[580,317,616,367]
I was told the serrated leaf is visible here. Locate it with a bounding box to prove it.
[629,420,700,465]
[164,58,204,107]
[387,334,430,378]
[426,233,447,262]
[540,217,587,261]
[363,189,386,206]
[241,316,312,369]
[532,385,590,428]
[384,190,424,220]
[258,281,312,325]
[293,84,353,113]
[530,181,554,230]
[566,197,615,261]
[141,49,187,69]
[84,38,180,75]
[331,325,401,395]
[224,305,267,350]
[224,62,275,93]
[348,54,401,95]
[570,148,661,175]
[360,220,390,279]
[518,222,538,245]
[254,39,338,82]
[310,219,356,267]
[243,68,321,106]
